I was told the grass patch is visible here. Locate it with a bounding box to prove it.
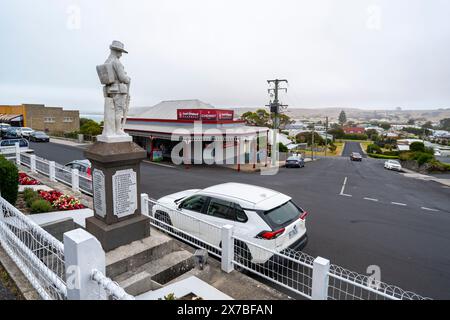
[367,153,399,159]
[0,262,23,300]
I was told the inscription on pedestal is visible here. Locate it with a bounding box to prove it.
[93,169,106,217]
[112,168,137,218]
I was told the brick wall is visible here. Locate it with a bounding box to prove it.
[24,104,80,133]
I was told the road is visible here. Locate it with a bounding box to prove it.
[341,141,367,158]
[28,141,450,299]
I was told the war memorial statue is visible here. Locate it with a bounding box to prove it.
[84,41,149,251]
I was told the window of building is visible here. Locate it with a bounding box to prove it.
[64,117,73,123]
[44,117,55,123]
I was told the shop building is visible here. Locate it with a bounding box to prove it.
[0,104,79,133]
[125,100,269,166]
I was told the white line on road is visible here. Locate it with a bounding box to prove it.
[364,197,379,202]
[391,202,407,206]
[421,207,439,212]
[339,177,352,197]
[143,160,176,169]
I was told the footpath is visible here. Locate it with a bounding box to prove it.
[401,168,450,187]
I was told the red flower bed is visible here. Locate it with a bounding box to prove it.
[19,173,41,185]
[38,190,85,211]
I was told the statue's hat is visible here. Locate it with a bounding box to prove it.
[110,40,128,54]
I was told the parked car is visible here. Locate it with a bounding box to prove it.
[285,155,305,168]
[350,152,363,161]
[65,160,92,177]
[152,183,308,264]
[29,131,50,142]
[384,160,402,171]
[0,138,31,151]
[17,127,34,138]
[3,127,19,139]
[0,123,11,137]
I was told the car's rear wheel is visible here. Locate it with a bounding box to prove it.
[233,240,253,273]
[154,210,173,234]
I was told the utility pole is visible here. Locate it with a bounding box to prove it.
[325,116,329,157]
[266,79,288,167]
[311,125,315,161]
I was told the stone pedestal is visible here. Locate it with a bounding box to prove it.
[84,141,150,251]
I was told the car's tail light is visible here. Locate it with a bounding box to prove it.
[300,211,308,220]
[87,167,91,177]
[256,228,285,240]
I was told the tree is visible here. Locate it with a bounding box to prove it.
[327,127,345,139]
[366,129,379,141]
[379,122,391,130]
[295,132,325,146]
[338,110,347,127]
[407,119,415,125]
[241,109,270,127]
[439,118,450,131]
[274,113,294,130]
[410,142,425,153]
[421,121,433,130]
[79,117,92,127]
[80,119,102,136]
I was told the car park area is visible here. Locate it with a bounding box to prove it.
[22,140,450,299]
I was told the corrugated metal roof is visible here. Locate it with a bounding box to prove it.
[0,114,23,121]
[130,99,215,120]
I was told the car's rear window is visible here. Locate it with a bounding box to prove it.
[264,201,302,227]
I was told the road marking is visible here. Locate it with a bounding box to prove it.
[391,202,407,206]
[421,207,439,212]
[143,160,176,169]
[364,197,379,202]
[339,177,352,197]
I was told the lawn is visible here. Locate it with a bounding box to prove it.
[299,141,345,157]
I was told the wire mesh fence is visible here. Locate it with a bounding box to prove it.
[35,156,50,176]
[0,196,67,300]
[77,171,93,195]
[90,269,135,300]
[327,264,431,300]
[20,153,31,167]
[54,163,72,186]
[146,198,222,258]
[232,235,314,299]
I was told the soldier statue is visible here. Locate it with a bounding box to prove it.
[96,40,131,141]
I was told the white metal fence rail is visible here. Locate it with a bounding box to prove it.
[0,195,67,300]
[4,144,93,196]
[144,195,431,300]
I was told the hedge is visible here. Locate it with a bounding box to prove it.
[367,153,399,159]
[0,155,19,204]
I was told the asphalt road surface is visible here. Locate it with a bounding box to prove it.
[28,141,450,299]
[341,141,367,158]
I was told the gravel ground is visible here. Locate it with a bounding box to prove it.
[0,263,19,300]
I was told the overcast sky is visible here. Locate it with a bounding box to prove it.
[1,0,450,112]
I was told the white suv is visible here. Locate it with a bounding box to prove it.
[17,127,34,138]
[152,183,308,264]
[384,160,402,171]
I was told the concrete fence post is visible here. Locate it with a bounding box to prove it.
[49,161,56,181]
[311,256,330,300]
[71,168,79,192]
[221,225,234,273]
[78,134,84,143]
[30,154,36,173]
[15,142,20,166]
[64,229,106,300]
[140,193,149,216]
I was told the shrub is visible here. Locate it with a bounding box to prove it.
[367,144,382,154]
[382,151,400,156]
[30,199,53,214]
[23,188,39,207]
[368,153,399,159]
[278,142,289,153]
[0,155,19,204]
[427,160,450,172]
[414,152,433,166]
[410,142,425,152]
[328,143,337,152]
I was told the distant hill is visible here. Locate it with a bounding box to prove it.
[232,107,450,123]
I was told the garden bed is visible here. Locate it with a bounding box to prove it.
[16,172,85,215]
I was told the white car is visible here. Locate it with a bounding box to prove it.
[17,127,34,138]
[152,183,308,264]
[384,160,402,171]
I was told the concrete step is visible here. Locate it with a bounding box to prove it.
[106,228,178,278]
[115,250,194,296]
